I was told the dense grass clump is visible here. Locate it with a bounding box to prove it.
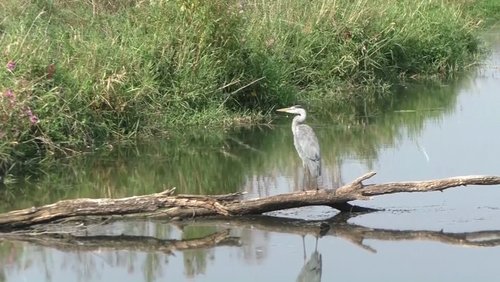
[0,0,489,172]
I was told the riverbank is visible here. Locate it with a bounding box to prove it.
[0,0,497,175]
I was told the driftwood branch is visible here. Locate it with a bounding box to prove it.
[360,174,500,195]
[1,172,499,230]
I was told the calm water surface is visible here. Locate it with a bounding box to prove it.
[1,26,500,281]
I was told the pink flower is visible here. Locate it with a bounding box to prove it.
[4,89,14,98]
[24,107,39,125]
[29,114,39,125]
[6,60,16,72]
[3,89,16,105]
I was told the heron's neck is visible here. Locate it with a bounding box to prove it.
[292,112,306,131]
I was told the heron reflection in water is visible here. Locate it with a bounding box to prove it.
[277,105,321,190]
[296,236,322,282]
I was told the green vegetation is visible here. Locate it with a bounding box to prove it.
[459,0,500,25]
[0,0,495,174]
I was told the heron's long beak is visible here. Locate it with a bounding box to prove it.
[276,107,291,113]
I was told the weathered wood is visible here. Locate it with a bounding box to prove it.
[360,175,500,195]
[1,172,500,230]
[0,189,242,229]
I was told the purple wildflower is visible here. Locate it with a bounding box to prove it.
[4,89,14,98]
[29,114,39,125]
[6,60,16,72]
[25,107,39,125]
[4,89,16,105]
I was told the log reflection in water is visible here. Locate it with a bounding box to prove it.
[1,212,500,253]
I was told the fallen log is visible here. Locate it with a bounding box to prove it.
[1,172,500,230]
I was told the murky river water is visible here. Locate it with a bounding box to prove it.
[1,26,500,282]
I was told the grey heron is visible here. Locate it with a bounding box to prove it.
[277,105,321,190]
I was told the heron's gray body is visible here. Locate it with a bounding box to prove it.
[293,123,321,178]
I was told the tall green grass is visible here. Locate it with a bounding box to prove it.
[456,0,500,25]
[0,0,488,174]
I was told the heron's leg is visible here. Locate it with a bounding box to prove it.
[311,174,318,191]
[305,168,314,191]
[302,166,308,191]
[304,168,321,191]
[302,235,307,262]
